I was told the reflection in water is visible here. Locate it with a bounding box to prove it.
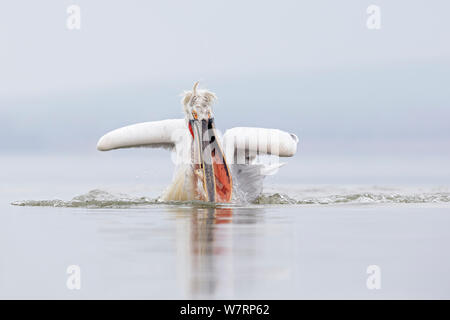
[190,208,231,296]
[169,206,261,298]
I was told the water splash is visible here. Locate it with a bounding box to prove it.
[253,193,297,204]
[255,190,450,205]
[11,187,450,208]
[11,189,236,208]
[11,189,158,208]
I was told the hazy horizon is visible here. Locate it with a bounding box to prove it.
[1,1,449,158]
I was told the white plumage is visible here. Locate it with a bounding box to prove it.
[97,82,299,203]
[97,119,185,151]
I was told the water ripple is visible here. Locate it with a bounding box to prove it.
[11,188,450,208]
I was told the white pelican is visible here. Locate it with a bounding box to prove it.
[97,82,299,203]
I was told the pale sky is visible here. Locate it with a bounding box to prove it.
[1,0,449,155]
[1,0,449,97]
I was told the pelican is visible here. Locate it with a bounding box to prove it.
[97,82,299,203]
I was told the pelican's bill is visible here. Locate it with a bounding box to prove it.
[190,118,232,203]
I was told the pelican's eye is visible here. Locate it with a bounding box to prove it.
[192,110,198,120]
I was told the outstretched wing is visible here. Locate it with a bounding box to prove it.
[222,127,298,162]
[97,119,186,151]
[222,127,299,203]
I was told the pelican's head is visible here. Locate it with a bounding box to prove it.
[180,82,231,203]
[181,81,217,121]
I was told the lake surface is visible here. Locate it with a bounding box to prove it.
[1,153,450,299]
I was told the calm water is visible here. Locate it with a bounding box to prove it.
[1,154,450,299]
